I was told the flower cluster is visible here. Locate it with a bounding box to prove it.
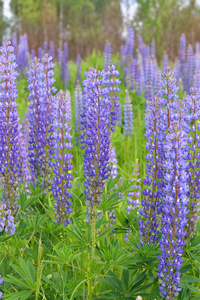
[123,90,133,136]
[52,90,73,225]
[0,202,16,235]
[126,159,141,211]
[80,66,120,220]
[0,41,20,215]
[158,122,189,299]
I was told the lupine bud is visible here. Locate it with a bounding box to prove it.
[52,90,73,225]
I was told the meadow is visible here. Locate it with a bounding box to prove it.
[0,31,200,300]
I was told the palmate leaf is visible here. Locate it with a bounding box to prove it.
[102,270,150,299]
[100,192,121,212]
[2,290,34,300]
[95,240,132,269]
[47,245,81,265]
[106,175,121,192]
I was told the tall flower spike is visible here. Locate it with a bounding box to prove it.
[52,90,73,225]
[27,55,56,186]
[185,88,200,238]
[158,121,189,299]
[123,90,133,136]
[186,45,194,92]
[80,66,120,220]
[76,54,81,83]
[0,41,20,215]
[139,95,165,244]
[145,57,154,105]
[126,159,141,212]
[75,81,83,141]
[104,41,111,71]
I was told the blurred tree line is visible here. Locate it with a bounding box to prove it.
[1,0,200,60]
[9,0,123,58]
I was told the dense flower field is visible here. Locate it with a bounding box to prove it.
[0,30,200,300]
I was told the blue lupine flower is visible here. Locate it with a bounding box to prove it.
[123,90,133,136]
[52,90,73,225]
[104,41,111,71]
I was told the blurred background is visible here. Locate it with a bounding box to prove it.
[1,0,200,61]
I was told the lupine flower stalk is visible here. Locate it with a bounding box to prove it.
[76,54,81,82]
[75,81,83,143]
[0,41,20,215]
[104,41,111,71]
[185,88,200,238]
[139,95,164,244]
[0,202,16,234]
[123,90,133,136]
[145,57,154,105]
[52,90,73,225]
[127,159,141,211]
[158,121,189,299]
[80,66,120,220]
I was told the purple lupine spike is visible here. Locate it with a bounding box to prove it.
[0,274,3,298]
[158,66,179,130]
[185,88,200,238]
[49,41,55,60]
[0,202,16,234]
[158,121,189,299]
[18,126,32,184]
[123,90,133,136]
[186,44,194,92]
[195,42,200,54]
[129,58,135,91]
[135,53,144,96]
[31,49,36,60]
[179,33,187,90]
[104,41,111,71]
[43,41,48,53]
[38,47,43,59]
[125,28,134,63]
[76,54,81,83]
[173,59,181,87]
[139,95,165,244]
[154,66,161,95]
[80,66,120,221]
[61,42,70,89]
[12,32,17,55]
[75,81,83,136]
[127,159,141,212]
[162,53,169,71]
[27,55,56,186]
[0,41,20,215]
[52,90,73,225]
[151,40,156,58]
[17,34,29,71]
[145,57,154,105]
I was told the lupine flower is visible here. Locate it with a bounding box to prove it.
[185,88,200,238]
[43,41,48,53]
[80,66,120,220]
[123,90,133,136]
[49,41,55,61]
[27,55,56,186]
[0,202,16,234]
[151,40,156,58]
[139,95,165,244]
[38,47,43,59]
[125,28,134,63]
[154,66,161,94]
[75,81,83,136]
[0,41,20,215]
[18,126,32,185]
[129,58,135,91]
[52,90,73,225]
[158,121,189,299]
[12,32,17,55]
[76,54,81,82]
[17,34,29,71]
[0,274,3,298]
[162,53,169,71]
[126,159,141,212]
[135,54,144,96]
[145,57,154,105]
[179,33,187,90]
[116,102,122,127]
[104,41,111,71]
[186,45,194,92]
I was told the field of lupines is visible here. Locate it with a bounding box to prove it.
[1,30,200,300]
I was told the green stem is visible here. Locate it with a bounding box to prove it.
[88,209,96,300]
